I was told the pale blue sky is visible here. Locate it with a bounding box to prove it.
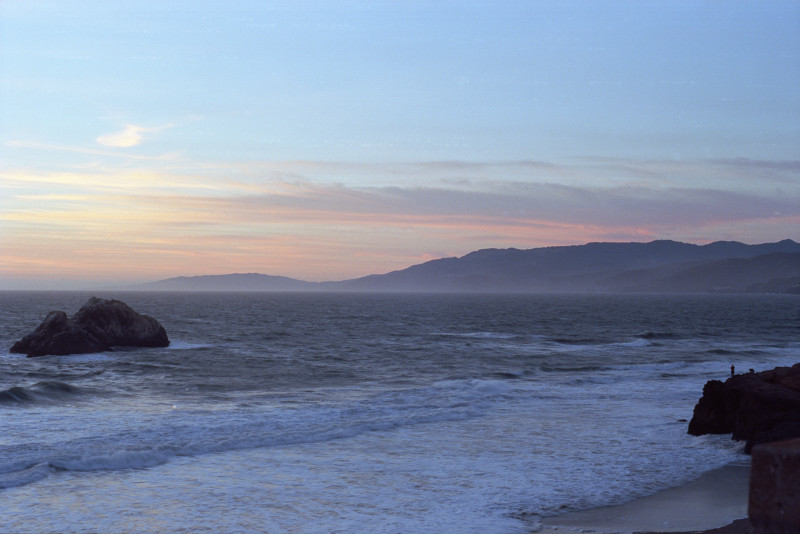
[1,1,799,286]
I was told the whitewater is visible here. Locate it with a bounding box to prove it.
[1,292,798,533]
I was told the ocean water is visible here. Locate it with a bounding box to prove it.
[1,292,798,533]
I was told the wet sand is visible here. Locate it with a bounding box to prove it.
[537,463,750,534]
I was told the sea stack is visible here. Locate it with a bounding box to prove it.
[688,364,800,452]
[10,297,169,357]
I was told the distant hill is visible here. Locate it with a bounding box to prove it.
[132,273,317,292]
[132,239,800,293]
[336,239,800,293]
[599,252,800,293]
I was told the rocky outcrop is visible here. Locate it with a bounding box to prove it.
[10,297,169,357]
[688,364,800,452]
[71,297,169,349]
[10,310,109,357]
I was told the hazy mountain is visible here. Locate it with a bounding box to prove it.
[336,239,800,292]
[132,239,800,293]
[132,273,318,292]
[599,252,800,293]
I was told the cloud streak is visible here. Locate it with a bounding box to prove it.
[7,140,178,162]
[2,156,798,285]
[96,124,171,148]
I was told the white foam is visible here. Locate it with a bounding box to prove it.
[0,378,525,487]
[166,340,214,350]
[0,385,744,533]
[2,353,795,532]
[432,331,517,339]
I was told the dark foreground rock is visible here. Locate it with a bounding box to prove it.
[749,438,800,533]
[10,297,169,357]
[688,364,800,452]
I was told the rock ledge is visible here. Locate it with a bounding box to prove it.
[688,363,800,452]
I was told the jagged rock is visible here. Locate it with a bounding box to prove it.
[10,297,169,357]
[688,364,800,452]
[10,311,108,357]
[72,297,169,349]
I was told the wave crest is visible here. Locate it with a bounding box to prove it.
[0,381,82,405]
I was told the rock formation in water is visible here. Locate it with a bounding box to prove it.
[688,364,800,452]
[10,297,169,357]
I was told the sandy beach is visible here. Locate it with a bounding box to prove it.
[536,463,750,534]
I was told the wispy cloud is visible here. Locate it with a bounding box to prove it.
[2,156,798,284]
[96,124,171,148]
[7,140,178,161]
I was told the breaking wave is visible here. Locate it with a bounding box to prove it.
[0,378,521,489]
[0,381,83,405]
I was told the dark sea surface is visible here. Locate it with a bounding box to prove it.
[1,292,799,533]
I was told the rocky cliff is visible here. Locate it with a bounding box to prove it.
[688,364,800,452]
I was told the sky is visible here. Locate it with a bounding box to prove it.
[1,0,799,288]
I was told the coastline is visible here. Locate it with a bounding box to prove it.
[536,462,749,534]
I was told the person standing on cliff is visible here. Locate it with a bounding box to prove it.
[731,364,735,378]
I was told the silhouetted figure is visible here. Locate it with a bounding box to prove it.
[749,369,755,374]
[731,364,735,378]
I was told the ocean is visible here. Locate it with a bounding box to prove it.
[1,292,798,533]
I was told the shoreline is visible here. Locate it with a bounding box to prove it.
[535,462,750,534]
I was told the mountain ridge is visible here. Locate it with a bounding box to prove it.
[130,239,800,293]
[133,272,316,292]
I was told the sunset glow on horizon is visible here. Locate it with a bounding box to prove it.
[2,1,799,289]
